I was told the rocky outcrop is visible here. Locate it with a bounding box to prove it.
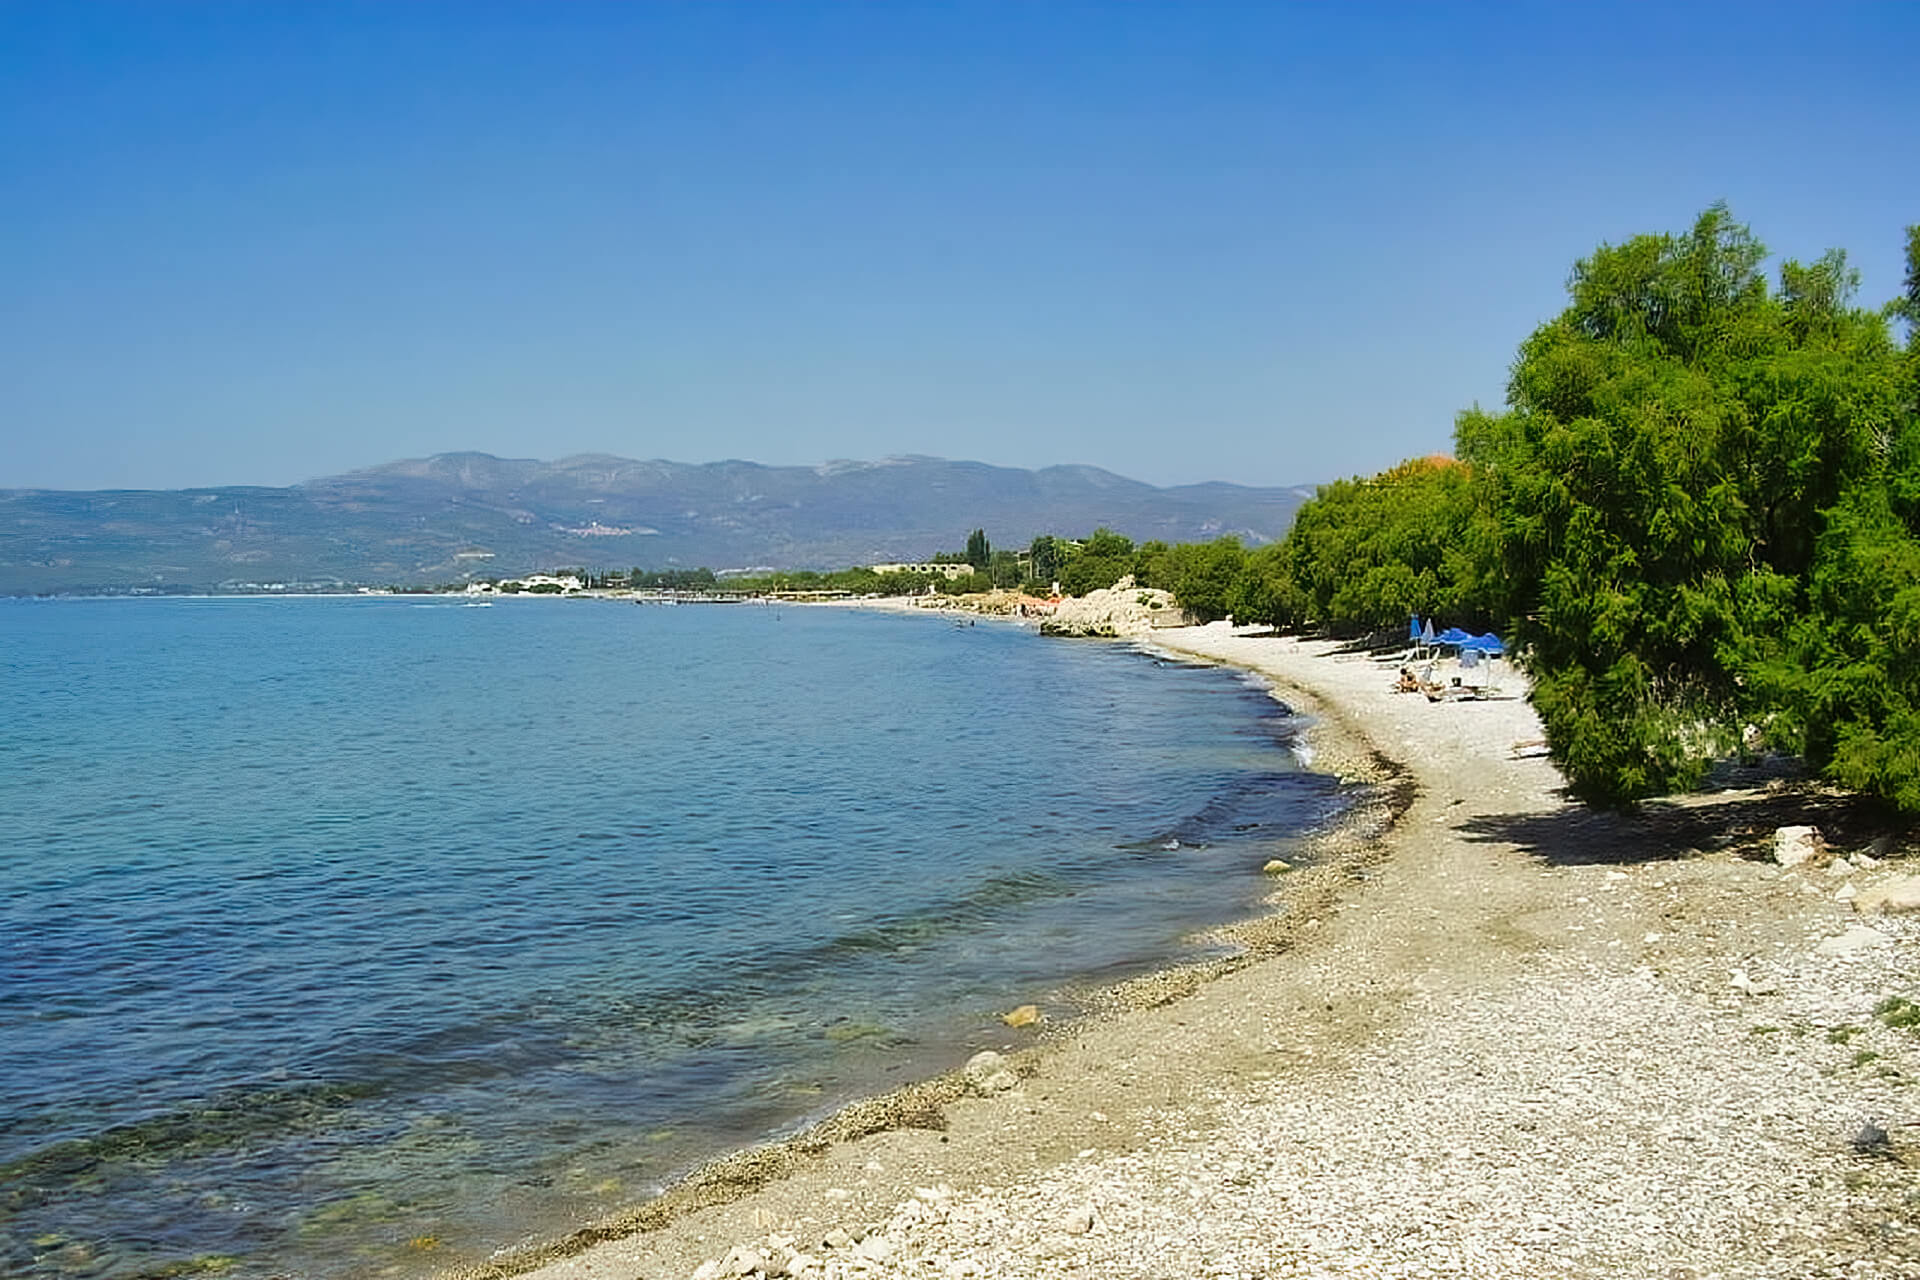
[1037,577,1190,637]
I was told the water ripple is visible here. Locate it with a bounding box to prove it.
[1,598,1348,1280]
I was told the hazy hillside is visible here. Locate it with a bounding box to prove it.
[0,453,1315,595]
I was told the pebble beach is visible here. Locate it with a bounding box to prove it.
[493,624,1920,1280]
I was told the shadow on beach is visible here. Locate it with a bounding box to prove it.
[1459,784,1909,868]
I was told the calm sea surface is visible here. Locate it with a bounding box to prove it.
[0,597,1345,1280]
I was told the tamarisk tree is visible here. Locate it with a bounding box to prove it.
[1459,205,1919,809]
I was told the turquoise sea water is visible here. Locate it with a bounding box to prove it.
[0,597,1345,1279]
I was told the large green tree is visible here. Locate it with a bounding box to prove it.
[1155,537,1249,623]
[1056,528,1136,596]
[1459,206,1915,808]
[1253,455,1493,637]
[965,528,991,571]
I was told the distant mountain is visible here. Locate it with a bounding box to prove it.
[0,453,1316,595]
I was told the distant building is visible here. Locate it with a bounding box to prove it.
[496,573,585,594]
[869,562,976,581]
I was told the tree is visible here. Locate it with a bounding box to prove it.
[1057,528,1135,596]
[965,528,990,571]
[1257,456,1493,636]
[1460,206,1913,808]
[1028,536,1070,589]
[1159,537,1248,623]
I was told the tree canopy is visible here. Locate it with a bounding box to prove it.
[1459,205,1917,808]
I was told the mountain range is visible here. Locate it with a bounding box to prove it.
[0,453,1315,595]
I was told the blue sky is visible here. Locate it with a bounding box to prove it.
[4,2,1916,491]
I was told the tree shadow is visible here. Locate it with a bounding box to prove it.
[1459,785,1908,867]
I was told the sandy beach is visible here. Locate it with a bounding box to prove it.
[490,625,1920,1279]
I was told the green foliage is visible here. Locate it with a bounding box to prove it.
[965,528,990,571]
[1027,535,1071,589]
[626,567,719,591]
[1255,456,1494,637]
[1155,537,1249,623]
[1876,996,1920,1032]
[1056,528,1135,596]
[1461,205,1917,809]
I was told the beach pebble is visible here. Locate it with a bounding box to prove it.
[1815,925,1893,955]
[1773,825,1824,868]
[964,1050,1018,1095]
[853,1234,897,1263]
[1060,1205,1097,1235]
[720,1245,764,1277]
[1263,859,1293,874]
[1856,875,1920,915]
[1001,1004,1041,1028]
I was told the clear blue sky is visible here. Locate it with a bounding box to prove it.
[4,2,1916,491]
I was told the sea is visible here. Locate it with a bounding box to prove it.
[0,596,1348,1280]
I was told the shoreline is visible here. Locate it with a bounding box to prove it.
[454,627,1470,1280]
[483,623,1920,1279]
[449,625,1409,1280]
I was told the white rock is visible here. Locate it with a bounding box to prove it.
[691,1261,723,1280]
[1816,925,1893,955]
[853,1235,897,1263]
[1061,1205,1097,1235]
[721,1246,764,1278]
[764,1252,809,1279]
[963,1050,1018,1095]
[1855,874,1920,915]
[1773,825,1824,868]
[1836,883,1858,903]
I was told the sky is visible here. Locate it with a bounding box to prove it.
[4,2,1917,492]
